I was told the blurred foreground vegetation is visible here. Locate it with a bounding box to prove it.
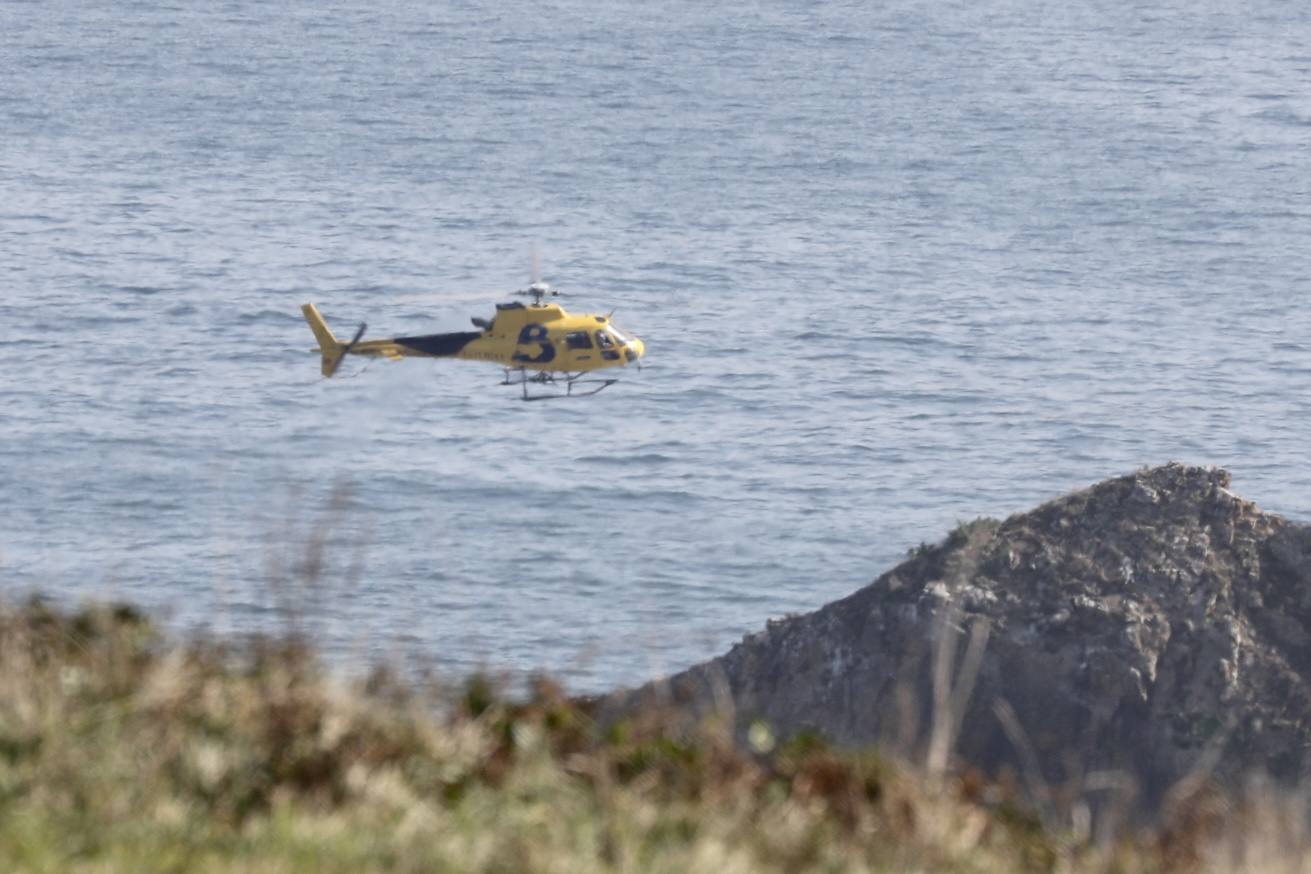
[0,599,1307,873]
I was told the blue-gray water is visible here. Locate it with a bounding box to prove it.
[4,1,1310,692]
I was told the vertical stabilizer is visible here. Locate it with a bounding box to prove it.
[302,303,344,377]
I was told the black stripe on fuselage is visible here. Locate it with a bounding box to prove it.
[394,331,483,357]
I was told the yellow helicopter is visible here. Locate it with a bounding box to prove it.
[302,281,646,400]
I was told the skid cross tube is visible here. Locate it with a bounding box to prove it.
[501,368,618,401]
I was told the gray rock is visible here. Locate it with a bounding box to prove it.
[613,464,1311,808]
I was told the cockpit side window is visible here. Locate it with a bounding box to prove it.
[565,331,593,350]
[594,329,622,360]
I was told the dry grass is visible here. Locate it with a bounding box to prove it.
[0,597,1307,873]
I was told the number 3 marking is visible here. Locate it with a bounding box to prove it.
[513,323,556,364]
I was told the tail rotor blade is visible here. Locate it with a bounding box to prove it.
[325,322,367,378]
[345,322,367,352]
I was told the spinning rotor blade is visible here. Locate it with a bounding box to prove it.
[325,322,367,378]
[519,244,569,300]
[513,283,563,297]
[344,322,367,352]
[390,290,511,304]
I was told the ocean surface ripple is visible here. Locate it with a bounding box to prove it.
[4,0,1310,691]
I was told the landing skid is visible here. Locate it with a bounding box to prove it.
[501,368,618,401]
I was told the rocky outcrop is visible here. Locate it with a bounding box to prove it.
[619,464,1311,806]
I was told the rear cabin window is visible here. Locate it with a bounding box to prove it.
[565,331,593,350]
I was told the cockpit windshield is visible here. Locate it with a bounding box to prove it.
[606,326,630,346]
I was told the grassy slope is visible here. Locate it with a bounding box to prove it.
[0,600,1301,873]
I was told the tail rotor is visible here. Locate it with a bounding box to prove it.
[330,323,367,376]
[302,303,366,378]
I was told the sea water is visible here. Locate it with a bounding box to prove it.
[4,0,1310,691]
